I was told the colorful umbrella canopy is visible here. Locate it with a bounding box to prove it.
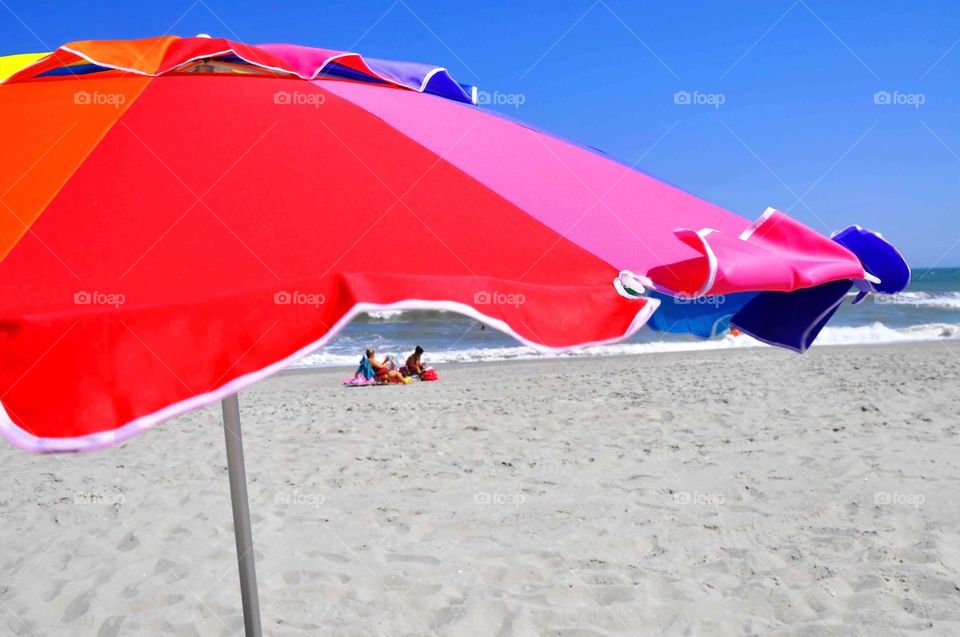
[0,35,910,637]
[0,35,906,453]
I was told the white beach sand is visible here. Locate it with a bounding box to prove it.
[1,341,959,636]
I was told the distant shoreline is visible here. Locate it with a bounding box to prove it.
[278,338,955,376]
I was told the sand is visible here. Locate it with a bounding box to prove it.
[1,341,959,636]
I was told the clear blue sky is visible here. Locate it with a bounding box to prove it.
[2,0,958,266]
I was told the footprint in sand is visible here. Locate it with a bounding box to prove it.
[153,558,189,584]
[116,531,139,552]
[96,616,124,637]
[42,578,68,602]
[61,589,94,623]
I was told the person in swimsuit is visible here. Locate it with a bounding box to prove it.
[366,348,409,384]
[405,346,426,376]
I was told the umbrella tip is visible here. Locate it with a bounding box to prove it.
[195,33,212,38]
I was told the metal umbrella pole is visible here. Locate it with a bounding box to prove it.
[221,394,263,637]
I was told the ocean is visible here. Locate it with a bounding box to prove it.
[295,267,960,368]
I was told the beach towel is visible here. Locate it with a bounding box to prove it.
[343,357,379,386]
[357,357,377,380]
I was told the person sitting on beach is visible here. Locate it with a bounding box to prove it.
[405,346,426,377]
[367,348,409,384]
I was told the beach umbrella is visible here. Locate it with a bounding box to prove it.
[0,36,907,635]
